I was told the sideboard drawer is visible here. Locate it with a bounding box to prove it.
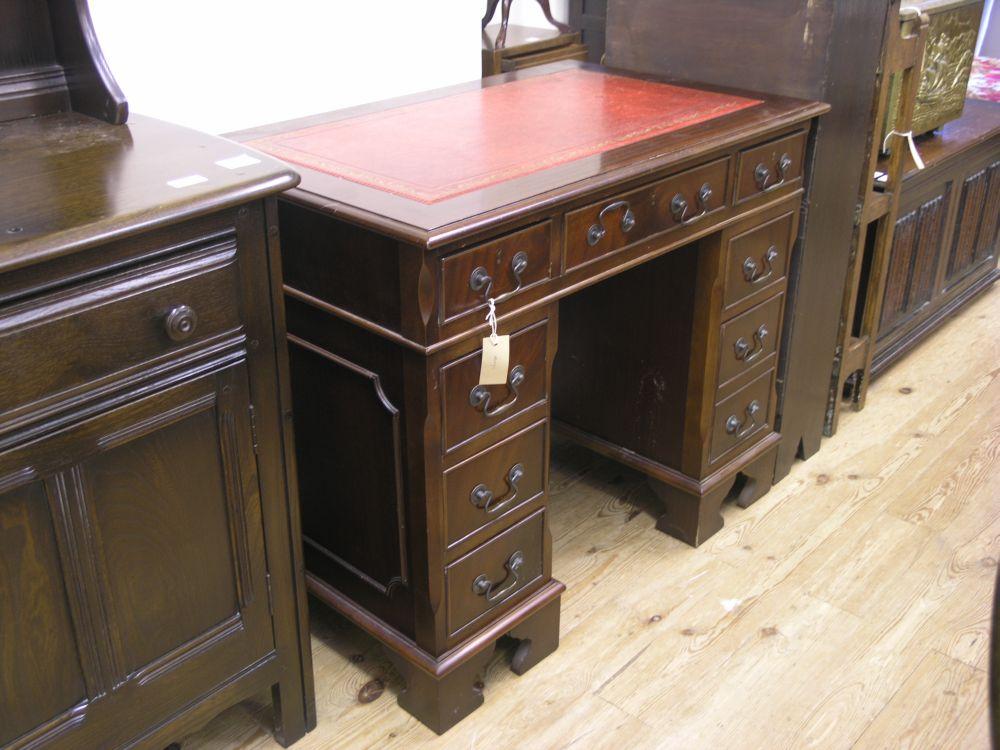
[444,508,545,639]
[735,130,807,204]
[443,420,547,551]
[0,242,242,427]
[439,318,549,453]
[441,222,552,324]
[710,368,774,464]
[722,210,795,313]
[717,293,783,388]
[564,157,730,271]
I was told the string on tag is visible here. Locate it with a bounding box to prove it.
[485,297,499,344]
[882,129,925,170]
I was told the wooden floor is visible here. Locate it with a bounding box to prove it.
[185,285,1000,750]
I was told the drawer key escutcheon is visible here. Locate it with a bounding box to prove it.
[164,304,198,342]
[470,463,525,514]
[734,324,770,363]
[670,182,714,225]
[587,200,636,246]
[472,550,525,603]
[726,400,762,439]
[469,365,526,418]
[743,246,780,284]
[754,153,793,192]
[470,251,529,303]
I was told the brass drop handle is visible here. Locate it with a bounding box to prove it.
[588,200,636,246]
[726,400,762,439]
[754,152,793,192]
[470,251,529,303]
[670,182,714,225]
[164,305,198,342]
[470,463,525,514]
[743,246,780,284]
[734,324,770,363]
[472,550,525,602]
[469,365,526,418]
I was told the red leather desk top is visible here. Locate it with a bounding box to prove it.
[249,69,761,205]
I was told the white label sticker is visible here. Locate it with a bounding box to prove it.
[167,174,209,188]
[215,153,261,170]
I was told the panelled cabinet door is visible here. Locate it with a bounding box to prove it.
[0,363,273,749]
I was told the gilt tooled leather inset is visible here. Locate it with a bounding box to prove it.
[249,69,762,204]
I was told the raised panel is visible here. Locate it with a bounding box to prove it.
[880,191,948,336]
[289,337,407,597]
[86,403,244,675]
[0,478,88,747]
[946,162,999,284]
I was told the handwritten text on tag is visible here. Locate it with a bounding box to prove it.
[479,335,510,385]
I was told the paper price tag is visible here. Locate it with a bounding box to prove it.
[479,335,510,385]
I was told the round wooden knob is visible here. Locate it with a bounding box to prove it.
[164,305,198,342]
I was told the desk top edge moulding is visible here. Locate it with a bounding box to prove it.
[0,1,315,748]
[240,59,828,734]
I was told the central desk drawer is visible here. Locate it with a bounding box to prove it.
[443,420,546,550]
[717,293,783,389]
[444,508,545,639]
[710,368,774,464]
[0,242,243,428]
[439,318,549,453]
[440,222,552,324]
[564,157,730,271]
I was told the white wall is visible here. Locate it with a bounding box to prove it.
[89,1,482,135]
[493,0,569,28]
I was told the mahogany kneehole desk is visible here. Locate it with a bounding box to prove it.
[238,62,828,734]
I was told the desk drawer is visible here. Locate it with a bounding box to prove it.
[722,210,795,312]
[0,243,242,427]
[443,420,546,551]
[441,222,552,324]
[564,157,730,271]
[445,508,545,638]
[440,318,549,453]
[717,293,783,389]
[710,368,774,464]
[735,130,806,204]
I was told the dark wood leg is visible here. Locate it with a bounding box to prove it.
[496,0,514,48]
[649,478,732,548]
[508,594,561,675]
[482,0,501,28]
[270,678,310,747]
[535,0,573,33]
[384,643,497,735]
[734,445,778,509]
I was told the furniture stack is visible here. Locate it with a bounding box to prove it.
[0,2,314,747]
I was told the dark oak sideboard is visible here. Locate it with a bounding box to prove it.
[874,98,1000,373]
[238,61,827,734]
[0,115,315,749]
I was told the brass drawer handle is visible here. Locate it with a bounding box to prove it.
[469,364,526,418]
[473,550,525,603]
[587,200,636,246]
[753,152,793,193]
[470,463,525,515]
[470,251,529,304]
[726,400,762,439]
[164,305,198,342]
[734,324,770,363]
[743,246,780,284]
[670,182,714,226]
